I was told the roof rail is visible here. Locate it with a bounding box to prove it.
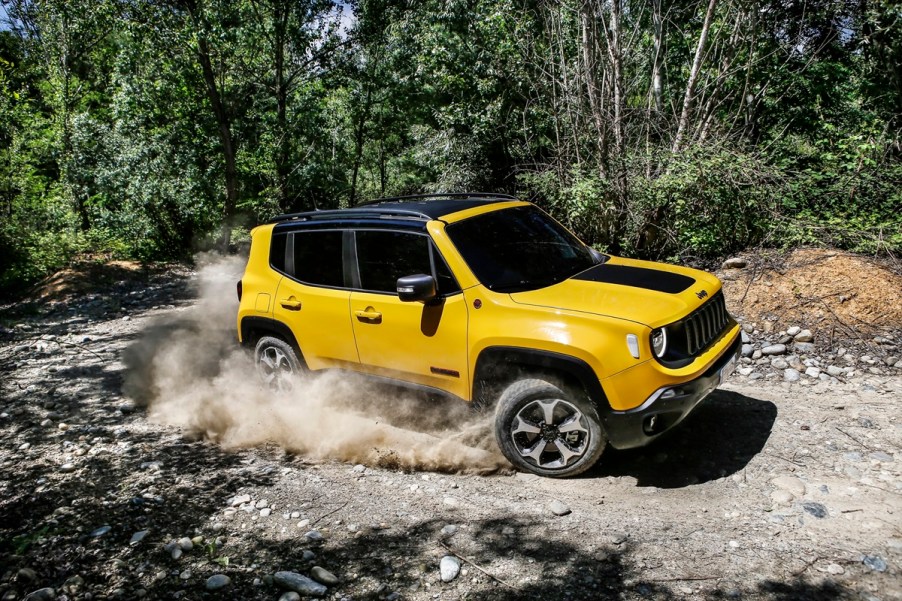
[268,207,432,224]
[357,192,517,206]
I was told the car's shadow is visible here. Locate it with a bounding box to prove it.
[590,389,777,488]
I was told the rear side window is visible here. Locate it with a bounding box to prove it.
[270,232,287,273]
[356,231,431,293]
[291,231,344,287]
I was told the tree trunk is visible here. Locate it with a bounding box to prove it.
[196,37,238,250]
[672,0,718,153]
[580,1,607,179]
[348,86,371,207]
[273,1,290,211]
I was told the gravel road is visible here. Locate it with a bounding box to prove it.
[0,262,899,601]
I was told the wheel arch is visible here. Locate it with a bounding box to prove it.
[472,346,609,413]
[240,316,307,368]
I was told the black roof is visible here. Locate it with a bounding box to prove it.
[269,193,518,225]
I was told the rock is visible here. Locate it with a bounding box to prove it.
[17,568,37,583]
[549,500,571,516]
[794,329,813,342]
[279,594,301,601]
[741,344,754,358]
[741,331,751,344]
[179,569,191,580]
[90,525,111,537]
[23,588,55,601]
[802,502,828,518]
[290,511,301,519]
[784,368,801,382]
[826,365,844,377]
[352,464,366,473]
[795,342,815,354]
[722,258,747,269]
[885,356,899,366]
[862,555,887,572]
[177,537,194,551]
[205,574,231,591]
[310,566,339,586]
[826,563,845,575]
[869,451,893,462]
[273,571,327,596]
[59,463,76,473]
[230,494,251,506]
[787,326,801,337]
[440,555,461,582]
[771,358,789,369]
[805,367,821,378]
[302,550,316,561]
[752,349,763,360]
[762,344,786,356]
[771,490,794,505]
[171,547,182,560]
[61,575,84,594]
[130,530,149,544]
[260,508,272,517]
[305,530,323,542]
[737,366,753,377]
[441,524,459,538]
[255,499,268,509]
[772,476,806,496]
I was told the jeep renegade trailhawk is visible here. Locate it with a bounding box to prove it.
[237,193,741,477]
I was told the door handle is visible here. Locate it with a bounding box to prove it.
[280,298,302,310]
[354,308,382,323]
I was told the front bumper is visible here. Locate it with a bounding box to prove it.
[601,334,741,450]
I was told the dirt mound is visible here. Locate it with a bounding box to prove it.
[30,260,150,302]
[721,248,902,345]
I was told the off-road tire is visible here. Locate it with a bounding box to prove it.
[254,336,303,392]
[494,378,606,478]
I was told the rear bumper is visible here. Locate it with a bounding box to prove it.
[601,334,741,449]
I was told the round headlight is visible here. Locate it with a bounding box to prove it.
[651,328,667,358]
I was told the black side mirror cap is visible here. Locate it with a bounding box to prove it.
[397,274,437,302]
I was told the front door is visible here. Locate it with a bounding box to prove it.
[349,230,469,399]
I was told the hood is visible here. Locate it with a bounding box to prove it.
[509,257,721,329]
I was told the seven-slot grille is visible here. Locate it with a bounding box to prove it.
[683,291,731,356]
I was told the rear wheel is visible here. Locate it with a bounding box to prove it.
[494,379,606,478]
[254,336,302,392]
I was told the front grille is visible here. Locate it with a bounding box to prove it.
[683,291,731,356]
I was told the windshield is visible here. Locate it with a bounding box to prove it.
[446,205,601,292]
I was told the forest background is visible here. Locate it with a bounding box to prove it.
[0,0,899,295]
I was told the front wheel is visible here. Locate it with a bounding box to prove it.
[494,379,606,478]
[254,336,302,392]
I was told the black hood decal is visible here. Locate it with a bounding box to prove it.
[573,264,695,294]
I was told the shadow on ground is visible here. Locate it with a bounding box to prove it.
[593,389,777,488]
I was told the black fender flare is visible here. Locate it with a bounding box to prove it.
[472,346,610,413]
[239,316,307,367]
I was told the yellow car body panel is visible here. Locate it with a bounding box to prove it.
[349,290,470,399]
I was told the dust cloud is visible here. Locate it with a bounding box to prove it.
[122,253,507,474]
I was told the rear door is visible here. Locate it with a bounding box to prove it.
[272,229,359,370]
[349,229,469,399]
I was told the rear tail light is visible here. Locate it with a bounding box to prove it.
[237,280,243,301]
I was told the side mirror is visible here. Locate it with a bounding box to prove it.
[397,274,437,302]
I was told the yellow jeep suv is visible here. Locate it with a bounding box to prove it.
[237,193,741,477]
